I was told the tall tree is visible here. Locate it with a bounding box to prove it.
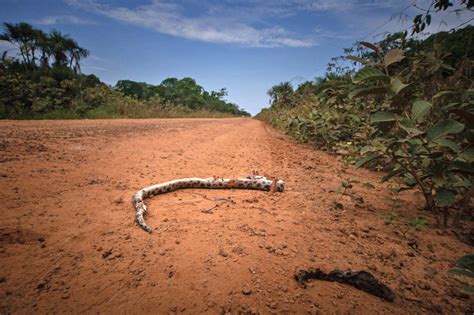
[0,22,38,70]
[267,81,294,106]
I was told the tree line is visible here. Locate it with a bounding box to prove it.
[0,22,249,119]
[1,22,89,74]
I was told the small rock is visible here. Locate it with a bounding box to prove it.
[242,287,252,295]
[102,248,113,259]
[232,245,244,254]
[427,244,434,253]
[269,302,277,309]
[418,282,432,291]
[334,202,344,210]
[404,283,415,291]
[219,248,229,257]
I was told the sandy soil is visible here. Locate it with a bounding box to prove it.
[0,118,472,314]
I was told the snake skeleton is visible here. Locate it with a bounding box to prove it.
[132,176,285,233]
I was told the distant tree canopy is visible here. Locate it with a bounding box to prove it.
[0,22,89,74]
[115,78,249,116]
[0,22,249,118]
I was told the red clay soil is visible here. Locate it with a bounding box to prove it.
[0,118,472,314]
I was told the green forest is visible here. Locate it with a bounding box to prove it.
[257,25,473,227]
[0,22,250,119]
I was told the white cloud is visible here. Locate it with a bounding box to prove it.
[65,0,473,48]
[82,65,110,72]
[66,0,316,47]
[36,15,97,25]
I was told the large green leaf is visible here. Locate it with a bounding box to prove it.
[449,269,474,278]
[353,67,389,84]
[390,77,410,95]
[384,49,405,67]
[449,161,474,174]
[432,90,455,100]
[460,147,474,161]
[355,153,382,168]
[427,119,465,141]
[348,86,386,99]
[411,100,432,123]
[456,255,474,271]
[399,118,424,136]
[381,168,403,183]
[371,111,397,123]
[433,138,460,152]
[435,188,455,206]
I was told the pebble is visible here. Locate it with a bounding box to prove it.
[219,248,229,257]
[427,244,434,253]
[242,287,252,295]
[102,248,113,259]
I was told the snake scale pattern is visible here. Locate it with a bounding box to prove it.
[132,177,285,233]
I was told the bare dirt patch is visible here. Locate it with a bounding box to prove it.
[0,118,472,314]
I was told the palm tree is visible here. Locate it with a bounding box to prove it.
[69,45,89,74]
[48,30,71,67]
[267,81,294,106]
[0,22,39,70]
[37,30,52,68]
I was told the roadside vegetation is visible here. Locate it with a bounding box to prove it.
[256,12,473,227]
[0,22,250,119]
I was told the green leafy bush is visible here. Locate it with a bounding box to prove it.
[256,26,473,227]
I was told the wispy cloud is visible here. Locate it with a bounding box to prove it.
[82,65,111,72]
[36,15,98,25]
[65,0,473,48]
[66,0,316,47]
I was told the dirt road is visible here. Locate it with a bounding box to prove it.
[0,118,471,314]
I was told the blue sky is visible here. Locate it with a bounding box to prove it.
[1,0,472,115]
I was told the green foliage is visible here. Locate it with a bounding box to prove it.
[449,254,474,293]
[0,22,250,119]
[378,211,399,226]
[115,78,249,116]
[256,26,473,227]
[406,217,428,229]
